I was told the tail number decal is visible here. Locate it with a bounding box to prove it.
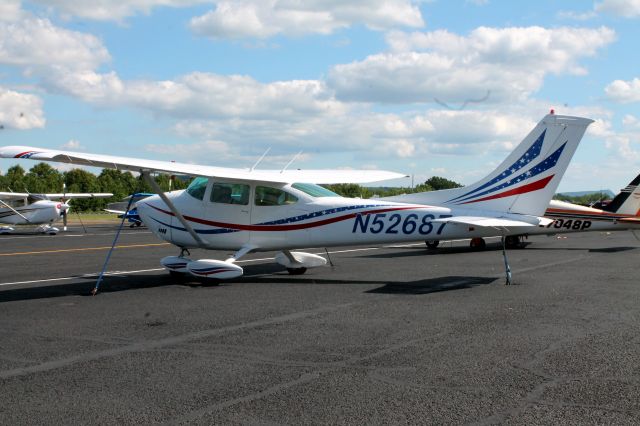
[352,213,449,235]
[546,219,591,230]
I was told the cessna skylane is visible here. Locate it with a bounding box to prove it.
[0,191,112,234]
[0,113,592,284]
[422,173,640,250]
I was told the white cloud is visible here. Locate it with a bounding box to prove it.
[190,0,424,39]
[622,114,640,128]
[163,107,541,167]
[45,71,347,121]
[0,87,45,129]
[61,139,83,150]
[604,77,640,103]
[29,0,208,21]
[145,138,316,167]
[595,0,640,17]
[556,10,597,20]
[0,0,23,22]
[329,26,615,104]
[0,17,110,71]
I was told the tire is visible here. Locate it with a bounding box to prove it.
[469,237,486,250]
[425,240,440,250]
[505,235,521,249]
[287,267,308,275]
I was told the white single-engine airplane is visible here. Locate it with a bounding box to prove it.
[423,173,640,250]
[0,191,112,234]
[0,113,592,284]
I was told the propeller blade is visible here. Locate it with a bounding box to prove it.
[62,182,67,231]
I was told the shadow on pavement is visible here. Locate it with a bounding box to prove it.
[0,261,498,303]
[365,276,497,295]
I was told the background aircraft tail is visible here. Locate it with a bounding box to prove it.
[385,113,593,217]
[602,173,640,215]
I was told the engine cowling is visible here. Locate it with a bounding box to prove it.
[187,259,244,279]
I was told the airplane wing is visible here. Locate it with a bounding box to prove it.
[0,146,407,184]
[45,193,114,200]
[433,215,552,228]
[0,192,29,201]
[104,209,126,214]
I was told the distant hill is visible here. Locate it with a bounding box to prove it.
[557,190,615,198]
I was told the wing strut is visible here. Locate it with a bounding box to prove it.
[501,235,513,285]
[0,199,31,223]
[141,171,208,249]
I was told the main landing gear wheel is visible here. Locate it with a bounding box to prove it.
[425,240,440,250]
[286,267,307,275]
[504,235,522,249]
[469,237,486,250]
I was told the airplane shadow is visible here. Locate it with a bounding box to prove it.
[360,243,638,259]
[519,246,638,253]
[359,242,526,259]
[0,262,498,303]
[365,276,497,295]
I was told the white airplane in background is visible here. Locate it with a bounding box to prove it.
[0,113,592,284]
[0,191,112,234]
[423,173,640,250]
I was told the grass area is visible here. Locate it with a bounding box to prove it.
[66,212,122,224]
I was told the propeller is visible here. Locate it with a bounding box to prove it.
[61,182,68,231]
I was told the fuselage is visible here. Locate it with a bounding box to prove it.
[0,199,64,225]
[136,180,536,252]
[534,199,640,235]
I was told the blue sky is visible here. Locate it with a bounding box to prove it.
[1,0,640,192]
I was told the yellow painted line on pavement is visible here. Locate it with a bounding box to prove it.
[0,242,171,257]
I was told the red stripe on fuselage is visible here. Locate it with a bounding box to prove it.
[461,175,554,204]
[146,204,423,231]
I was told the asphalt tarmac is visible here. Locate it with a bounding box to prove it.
[1,225,639,424]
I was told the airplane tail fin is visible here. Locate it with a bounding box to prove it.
[387,113,593,217]
[602,173,640,215]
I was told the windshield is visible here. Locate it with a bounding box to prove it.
[186,177,208,200]
[292,183,340,198]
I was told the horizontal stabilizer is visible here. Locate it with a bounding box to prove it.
[433,215,551,228]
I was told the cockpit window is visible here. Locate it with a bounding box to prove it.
[291,183,340,198]
[255,186,298,206]
[210,183,250,205]
[186,177,208,200]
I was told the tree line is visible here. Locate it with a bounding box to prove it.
[0,163,189,211]
[553,192,613,206]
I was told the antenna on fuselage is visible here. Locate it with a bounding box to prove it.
[281,151,303,174]
[250,147,271,172]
